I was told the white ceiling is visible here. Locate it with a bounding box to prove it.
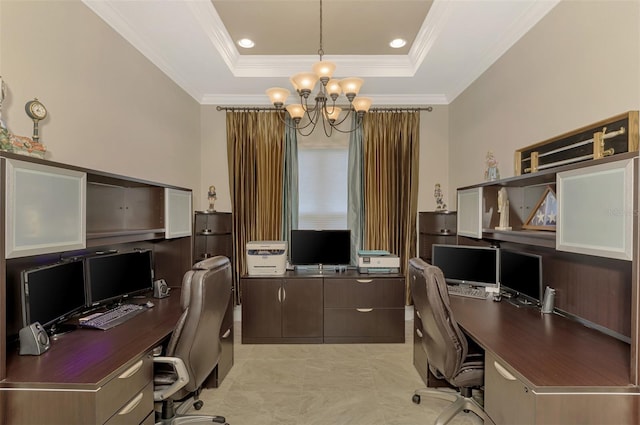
[82,0,559,106]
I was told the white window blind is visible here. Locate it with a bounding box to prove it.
[298,146,348,229]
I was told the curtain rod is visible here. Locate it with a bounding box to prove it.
[215,106,433,112]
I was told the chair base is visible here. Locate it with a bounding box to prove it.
[156,415,227,425]
[156,396,228,425]
[413,387,495,425]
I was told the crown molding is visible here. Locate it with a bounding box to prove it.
[81,0,203,102]
[443,0,560,102]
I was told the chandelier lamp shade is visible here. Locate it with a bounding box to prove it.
[265,0,372,136]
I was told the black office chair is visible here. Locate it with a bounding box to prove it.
[408,257,493,425]
[153,256,232,425]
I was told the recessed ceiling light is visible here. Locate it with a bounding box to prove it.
[238,38,255,49]
[389,38,407,49]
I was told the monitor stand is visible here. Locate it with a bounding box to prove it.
[48,323,77,339]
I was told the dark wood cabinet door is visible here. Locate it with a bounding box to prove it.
[282,278,323,338]
[241,278,282,338]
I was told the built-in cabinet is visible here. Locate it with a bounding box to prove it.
[241,277,324,343]
[0,151,193,389]
[4,158,86,258]
[418,211,457,262]
[164,188,192,239]
[451,150,640,418]
[193,211,232,263]
[241,272,404,344]
[323,277,405,343]
[556,158,634,260]
[457,187,483,238]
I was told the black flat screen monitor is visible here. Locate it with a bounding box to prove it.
[21,259,86,332]
[290,229,351,266]
[86,250,154,306]
[500,249,543,305]
[431,244,499,287]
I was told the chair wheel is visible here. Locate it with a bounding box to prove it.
[412,394,421,404]
[212,416,226,423]
[193,400,203,410]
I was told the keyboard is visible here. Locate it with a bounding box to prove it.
[80,303,146,330]
[447,285,489,300]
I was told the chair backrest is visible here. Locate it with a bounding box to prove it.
[166,256,232,396]
[409,257,468,380]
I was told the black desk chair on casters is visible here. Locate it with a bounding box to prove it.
[153,256,232,425]
[408,257,494,425]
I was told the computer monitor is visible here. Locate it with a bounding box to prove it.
[21,259,86,334]
[290,229,351,266]
[500,249,543,305]
[431,244,499,287]
[86,249,154,306]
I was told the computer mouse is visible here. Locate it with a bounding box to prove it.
[145,301,155,308]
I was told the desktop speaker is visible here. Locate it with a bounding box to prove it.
[19,322,50,356]
[153,279,170,299]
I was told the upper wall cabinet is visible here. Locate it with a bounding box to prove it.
[457,187,483,239]
[4,158,86,258]
[556,158,635,260]
[165,188,192,239]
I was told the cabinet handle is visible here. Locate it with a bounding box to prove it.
[222,329,231,338]
[416,310,421,319]
[493,361,517,381]
[356,279,373,284]
[118,359,144,379]
[356,308,373,313]
[416,329,423,338]
[118,392,144,415]
[277,287,282,302]
[282,287,286,302]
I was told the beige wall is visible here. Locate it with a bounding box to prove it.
[1,1,201,198]
[448,0,640,204]
[200,106,231,212]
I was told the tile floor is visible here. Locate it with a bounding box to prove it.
[195,313,483,425]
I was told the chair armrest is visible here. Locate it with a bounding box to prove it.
[153,356,190,401]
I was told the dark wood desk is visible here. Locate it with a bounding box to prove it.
[448,296,639,424]
[0,295,182,425]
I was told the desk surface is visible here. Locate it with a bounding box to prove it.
[449,296,631,389]
[3,295,182,388]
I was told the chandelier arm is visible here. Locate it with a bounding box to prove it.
[297,116,321,137]
[322,118,334,138]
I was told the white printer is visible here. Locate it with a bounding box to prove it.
[246,241,287,275]
[357,250,400,273]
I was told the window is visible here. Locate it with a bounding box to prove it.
[298,135,349,229]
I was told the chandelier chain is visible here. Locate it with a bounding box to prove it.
[318,0,324,59]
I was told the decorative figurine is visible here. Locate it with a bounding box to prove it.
[484,150,500,181]
[434,183,447,211]
[207,185,217,212]
[496,187,512,230]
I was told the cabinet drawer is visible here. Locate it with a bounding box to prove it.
[96,354,153,424]
[324,308,404,338]
[324,278,404,308]
[485,352,535,425]
[104,382,153,425]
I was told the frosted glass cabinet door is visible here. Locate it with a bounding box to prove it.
[457,187,483,239]
[5,158,86,258]
[165,188,192,239]
[556,158,634,260]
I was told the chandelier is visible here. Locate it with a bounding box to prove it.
[265,0,372,137]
